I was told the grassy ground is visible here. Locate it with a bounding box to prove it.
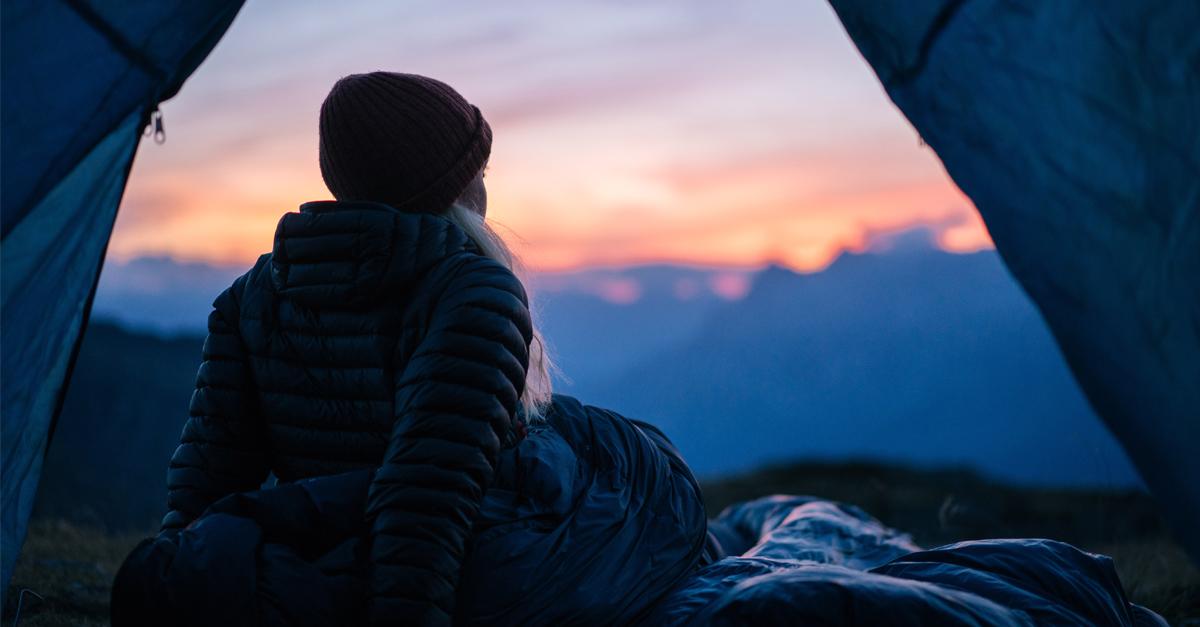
[1098,539,1200,625]
[4,520,146,627]
[6,462,1198,625]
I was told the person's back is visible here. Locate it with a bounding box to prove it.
[154,72,552,626]
[163,205,523,495]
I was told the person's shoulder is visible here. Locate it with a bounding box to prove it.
[211,254,273,314]
[243,253,274,283]
[444,249,518,281]
[229,254,273,296]
[434,250,527,305]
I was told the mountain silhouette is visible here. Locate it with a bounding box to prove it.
[567,241,1138,486]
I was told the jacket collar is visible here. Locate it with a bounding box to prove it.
[270,201,472,309]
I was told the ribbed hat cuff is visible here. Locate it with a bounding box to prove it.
[384,106,491,214]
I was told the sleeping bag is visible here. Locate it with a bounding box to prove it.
[113,396,1165,625]
[111,395,710,626]
[649,496,1167,626]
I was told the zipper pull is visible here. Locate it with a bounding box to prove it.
[145,108,166,144]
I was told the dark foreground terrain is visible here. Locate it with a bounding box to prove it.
[6,461,1198,626]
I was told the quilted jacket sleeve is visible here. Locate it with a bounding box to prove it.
[160,282,269,533]
[366,255,533,626]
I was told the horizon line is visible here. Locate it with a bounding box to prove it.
[104,224,995,276]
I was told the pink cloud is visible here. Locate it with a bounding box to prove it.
[596,278,642,304]
[710,273,752,300]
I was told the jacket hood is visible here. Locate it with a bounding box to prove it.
[270,200,472,309]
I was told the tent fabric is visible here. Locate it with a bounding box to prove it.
[647,496,1166,626]
[826,0,1200,560]
[1,0,243,233]
[1,111,138,593]
[0,0,244,598]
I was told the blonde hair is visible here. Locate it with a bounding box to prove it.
[443,202,553,421]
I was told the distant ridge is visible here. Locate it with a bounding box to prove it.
[575,244,1139,487]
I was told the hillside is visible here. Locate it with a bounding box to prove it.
[33,323,202,530]
[565,244,1139,485]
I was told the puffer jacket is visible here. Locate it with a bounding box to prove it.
[160,200,533,625]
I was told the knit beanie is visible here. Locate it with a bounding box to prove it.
[318,72,492,214]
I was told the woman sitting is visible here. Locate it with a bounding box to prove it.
[111,73,709,626]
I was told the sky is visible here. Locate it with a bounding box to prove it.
[112,0,992,273]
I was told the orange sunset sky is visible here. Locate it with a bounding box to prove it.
[111,0,992,273]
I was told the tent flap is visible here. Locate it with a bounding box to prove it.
[827,0,1200,560]
[0,0,245,599]
[1,111,140,592]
